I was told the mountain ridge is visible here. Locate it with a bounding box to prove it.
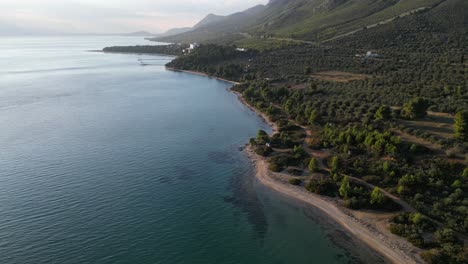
[153,0,463,45]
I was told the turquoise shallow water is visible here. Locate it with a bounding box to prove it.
[0,36,377,264]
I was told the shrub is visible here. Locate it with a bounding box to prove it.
[269,163,282,172]
[343,197,363,209]
[308,157,319,173]
[289,178,302,185]
[339,176,350,198]
[421,249,446,264]
[306,179,336,196]
[434,228,460,244]
[255,146,272,157]
[268,154,292,171]
[407,233,425,248]
[370,187,386,205]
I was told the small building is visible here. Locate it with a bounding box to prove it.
[182,43,200,55]
[189,43,200,50]
[366,51,380,58]
[236,48,247,52]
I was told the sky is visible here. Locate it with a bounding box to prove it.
[0,0,268,35]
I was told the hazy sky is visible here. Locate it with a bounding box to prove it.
[0,0,268,35]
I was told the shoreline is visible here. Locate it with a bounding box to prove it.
[233,93,424,264]
[231,90,279,133]
[95,50,178,58]
[245,145,423,264]
[166,67,240,85]
[162,68,424,264]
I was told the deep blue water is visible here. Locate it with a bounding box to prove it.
[0,36,377,264]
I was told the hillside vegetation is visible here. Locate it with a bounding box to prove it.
[155,0,456,44]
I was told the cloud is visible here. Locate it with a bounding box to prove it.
[0,0,268,34]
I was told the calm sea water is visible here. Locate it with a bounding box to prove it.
[0,36,377,264]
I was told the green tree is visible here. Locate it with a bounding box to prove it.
[410,212,423,225]
[293,145,305,159]
[308,157,318,173]
[375,105,391,120]
[308,109,319,125]
[257,130,269,144]
[402,97,429,119]
[370,187,385,205]
[382,161,390,173]
[339,176,351,198]
[463,167,468,178]
[434,228,459,244]
[284,99,294,114]
[304,66,312,75]
[329,156,339,174]
[451,180,462,188]
[454,111,468,141]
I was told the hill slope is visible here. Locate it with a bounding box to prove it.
[154,0,459,44]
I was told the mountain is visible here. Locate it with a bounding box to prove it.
[155,4,266,44]
[152,27,192,38]
[154,0,463,44]
[193,14,226,29]
[164,27,192,35]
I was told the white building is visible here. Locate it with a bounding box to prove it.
[366,51,380,58]
[189,43,200,50]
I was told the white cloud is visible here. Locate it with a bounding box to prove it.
[0,0,268,34]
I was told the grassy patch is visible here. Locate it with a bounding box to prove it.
[397,113,454,140]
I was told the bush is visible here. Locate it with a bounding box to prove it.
[434,228,460,244]
[370,187,386,205]
[289,178,302,185]
[255,146,272,157]
[407,233,425,248]
[421,248,446,264]
[308,157,319,173]
[389,223,406,236]
[306,179,336,196]
[269,163,282,172]
[268,154,293,171]
[343,197,364,209]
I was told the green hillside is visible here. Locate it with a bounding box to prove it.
[255,0,447,40]
[155,0,456,44]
